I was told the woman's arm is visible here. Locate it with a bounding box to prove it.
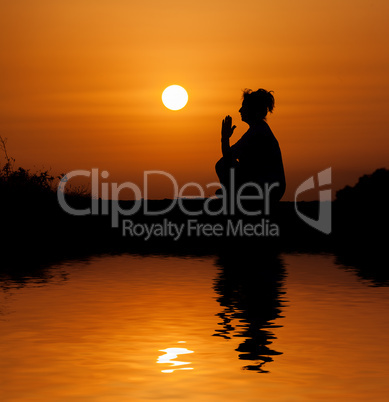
[221,115,236,164]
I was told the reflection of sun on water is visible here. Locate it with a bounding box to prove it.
[157,343,194,373]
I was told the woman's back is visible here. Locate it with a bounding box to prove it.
[231,121,286,199]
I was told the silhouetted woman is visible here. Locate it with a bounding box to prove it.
[216,89,286,202]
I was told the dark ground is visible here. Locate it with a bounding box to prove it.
[1,194,388,286]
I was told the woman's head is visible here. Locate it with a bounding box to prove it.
[239,88,275,124]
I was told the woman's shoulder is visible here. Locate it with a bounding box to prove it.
[259,120,273,133]
[252,121,275,139]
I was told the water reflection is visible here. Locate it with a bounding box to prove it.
[334,247,389,287]
[213,247,287,373]
[0,260,71,290]
[157,344,194,373]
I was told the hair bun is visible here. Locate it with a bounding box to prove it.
[242,88,275,119]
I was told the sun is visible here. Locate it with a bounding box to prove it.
[162,85,188,110]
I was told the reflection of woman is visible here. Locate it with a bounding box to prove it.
[216,89,286,202]
[214,247,287,373]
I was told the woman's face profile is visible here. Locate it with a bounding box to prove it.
[239,100,254,124]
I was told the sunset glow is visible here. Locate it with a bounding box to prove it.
[1,1,388,199]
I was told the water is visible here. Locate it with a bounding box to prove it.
[1,252,389,401]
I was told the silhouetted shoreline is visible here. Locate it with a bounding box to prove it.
[0,198,383,258]
[1,168,388,287]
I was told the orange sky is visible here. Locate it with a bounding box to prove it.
[1,0,388,200]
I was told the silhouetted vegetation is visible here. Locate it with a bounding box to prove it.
[0,138,53,198]
[336,168,389,206]
[331,168,389,285]
[334,168,389,245]
[0,136,92,199]
[0,136,100,271]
